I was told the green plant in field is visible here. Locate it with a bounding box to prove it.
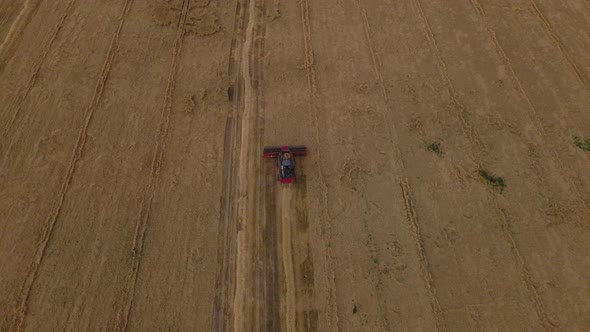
[574,136,590,153]
[478,169,506,193]
[426,141,443,156]
[353,304,358,314]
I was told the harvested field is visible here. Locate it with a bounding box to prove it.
[1,0,590,330]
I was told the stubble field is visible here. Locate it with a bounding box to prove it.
[1,0,590,331]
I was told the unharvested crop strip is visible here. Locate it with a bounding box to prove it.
[527,0,590,93]
[299,0,340,328]
[470,0,590,226]
[9,1,134,330]
[1,0,76,154]
[114,1,191,331]
[411,0,551,328]
[356,2,444,329]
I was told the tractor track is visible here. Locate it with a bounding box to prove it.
[8,0,135,330]
[1,0,77,157]
[355,2,442,331]
[2,0,590,330]
[113,0,192,330]
[298,0,340,329]
[410,0,485,163]
[0,0,43,76]
[469,0,590,224]
[411,0,552,329]
[526,0,590,93]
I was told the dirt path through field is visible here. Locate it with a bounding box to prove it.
[231,0,265,327]
[213,0,274,329]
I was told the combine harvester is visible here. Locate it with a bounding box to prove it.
[263,145,307,183]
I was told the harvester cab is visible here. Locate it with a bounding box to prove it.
[263,146,307,184]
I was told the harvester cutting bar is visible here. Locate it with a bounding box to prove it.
[263,145,307,158]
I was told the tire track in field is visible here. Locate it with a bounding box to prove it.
[410,0,552,329]
[9,1,134,330]
[212,0,249,329]
[113,1,191,330]
[299,1,340,330]
[0,0,34,48]
[0,0,42,75]
[469,0,590,224]
[467,0,587,328]
[526,0,590,93]
[399,180,445,329]
[410,0,485,163]
[355,2,444,330]
[1,0,76,152]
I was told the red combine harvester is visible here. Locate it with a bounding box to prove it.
[263,145,307,184]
